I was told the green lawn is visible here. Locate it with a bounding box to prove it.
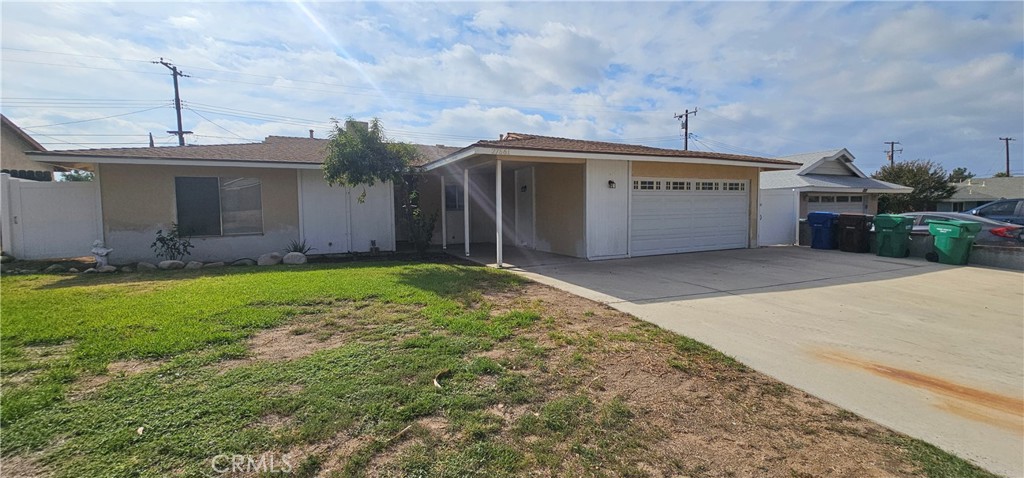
[0,262,997,477]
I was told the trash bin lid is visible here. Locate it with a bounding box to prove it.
[926,219,983,236]
[873,214,912,227]
[807,211,839,225]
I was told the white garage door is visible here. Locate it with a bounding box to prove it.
[630,178,749,256]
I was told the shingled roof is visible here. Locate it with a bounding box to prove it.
[28,136,461,167]
[444,132,799,166]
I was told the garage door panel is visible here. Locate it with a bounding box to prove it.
[630,179,748,256]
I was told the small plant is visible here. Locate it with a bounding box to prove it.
[150,224,194,261]
[285,239,315,255]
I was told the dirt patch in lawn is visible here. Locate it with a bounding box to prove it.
[218,302,423,371]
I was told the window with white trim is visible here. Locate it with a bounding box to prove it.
[175,177,263,236]
[666,180,691,191]
[697,181,719,191]
[444,185,464,211]
[723,181,745,191]
[633,180,661,190]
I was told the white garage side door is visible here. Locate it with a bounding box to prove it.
[299,169,350,254]
[630,178,749,257]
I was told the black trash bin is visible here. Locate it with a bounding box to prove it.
[838,213,871,253]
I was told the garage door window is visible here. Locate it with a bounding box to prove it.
[724,181,745,191]
[697,181,719,191]
[633,180,661,190]
[666,181,691,191]
[175,177,263,236]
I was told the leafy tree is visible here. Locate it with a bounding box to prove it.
[872,159,957,213]
[59,170,94,182]
[323,118,417,190]
[993,171,1011,178]
[947,167,975,183]
[322,117,437,254]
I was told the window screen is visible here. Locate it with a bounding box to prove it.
[175,176,263,236]
[220,177,263,234]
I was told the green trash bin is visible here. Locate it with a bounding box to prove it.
[926,219,982,265]
[874,214,913,257]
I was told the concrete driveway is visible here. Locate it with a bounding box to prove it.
[510,247,1024,477]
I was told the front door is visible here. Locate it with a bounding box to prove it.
[515,167,535,249]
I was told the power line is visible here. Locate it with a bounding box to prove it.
[19,105,172,129]
[185,107,250,141]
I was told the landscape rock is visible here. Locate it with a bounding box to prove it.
[231,258,256,266]
[120,266,134,273]
[44,264,68,273]
[0,253,14,264]
[282,252,307,265]
[184,261,204,270]
[158,260,185,270]
[97,265,117,273]
[83,268,98,274]
[136,262,157,271]
[204,262,225,268]
[68,268,80,273]
[257,252,283,266]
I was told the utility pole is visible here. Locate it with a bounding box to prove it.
[999,137,1015,176]
[883,141,902,166]
[154,58,192,146]
[674,108,697,151]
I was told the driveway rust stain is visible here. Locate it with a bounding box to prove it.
[815,349,1023,433]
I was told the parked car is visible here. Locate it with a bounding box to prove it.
[899,212,1024,247]
[964,198,1024,225]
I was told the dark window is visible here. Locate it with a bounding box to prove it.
[175,177,221,236]
[175,177,263,236]
[444,185,464,211]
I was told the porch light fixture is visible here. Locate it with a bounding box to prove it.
[608,180,616,189]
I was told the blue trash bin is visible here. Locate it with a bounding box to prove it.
[807,211,839,250]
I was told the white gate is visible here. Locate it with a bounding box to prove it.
[1,174,103,259]
[757,188,798,246]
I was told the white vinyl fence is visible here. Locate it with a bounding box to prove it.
[1,173,103,260]
[757,188,799,246]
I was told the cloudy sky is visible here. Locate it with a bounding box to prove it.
[2,1,1022,175]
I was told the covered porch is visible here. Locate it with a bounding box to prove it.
[419,153,588,268]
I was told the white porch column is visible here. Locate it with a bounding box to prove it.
[440,175,447,250]
[495,159,503,267]
[464,168,470,257]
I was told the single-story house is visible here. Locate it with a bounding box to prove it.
[1,114,62,181]
[416,133,800,266]
[25,131,800,265]
[26,135,457,263]
[936,177,1024,212]
[756,149,912,246]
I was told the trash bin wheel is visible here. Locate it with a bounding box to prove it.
[925,252,938,262]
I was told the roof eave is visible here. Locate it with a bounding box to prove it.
[25,152,323,170]
[420,146,800,171]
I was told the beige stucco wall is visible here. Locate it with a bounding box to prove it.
[1,127,52,172]
[632,161,761,248]
[534,163,585,257]
[98,163,299,263]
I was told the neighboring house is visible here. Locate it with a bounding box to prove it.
[417,133,800,265]
[26,135,457,263]
[1,114,60,181]
[937,177,1024,212]
[757,149,912,246]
